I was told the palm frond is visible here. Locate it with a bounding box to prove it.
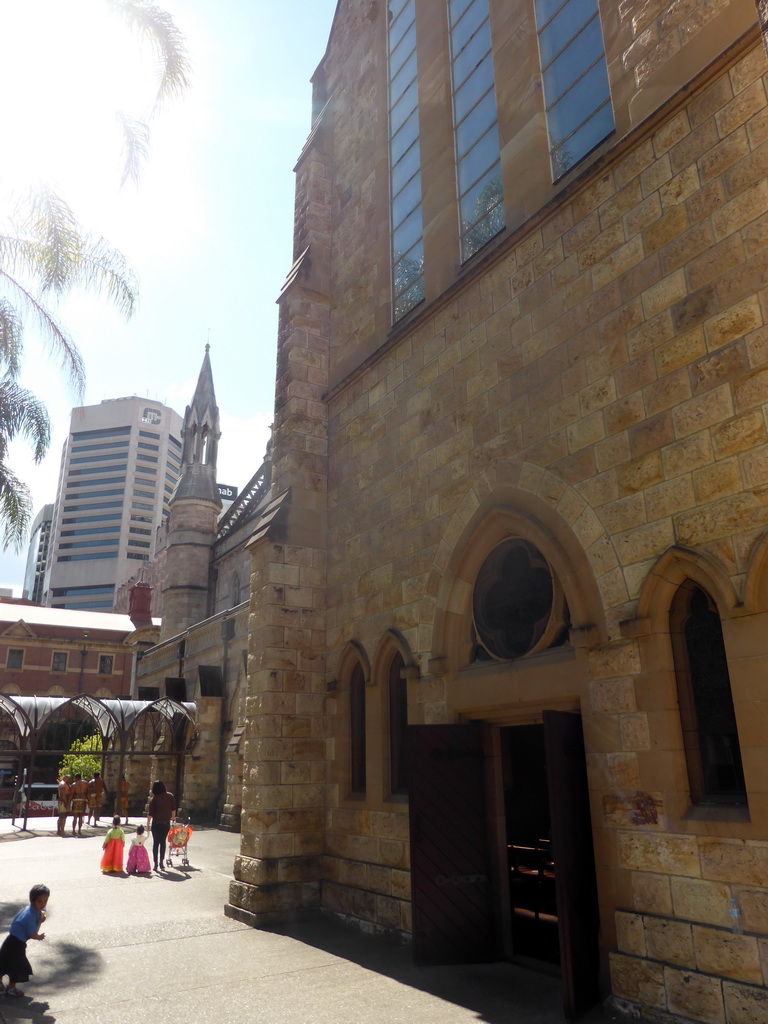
[0,459,33,551]
[0,269,85,396]
[0,301,23,378]
[16,184,83,296]
[107,0,191,109]
[117,113,152,187]
[0,378,51,462]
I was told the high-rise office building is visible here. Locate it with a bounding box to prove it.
[43,397,183,611]
[23,503,55,603]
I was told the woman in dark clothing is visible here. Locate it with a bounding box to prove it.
[146,780,176,870]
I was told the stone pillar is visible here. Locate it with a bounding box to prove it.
[226,108,331,926]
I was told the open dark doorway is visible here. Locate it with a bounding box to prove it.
[501,713,600,1018]
[409,714,600,1019]
[502,724,559,965]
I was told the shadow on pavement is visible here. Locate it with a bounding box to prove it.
[263,913,576,1024]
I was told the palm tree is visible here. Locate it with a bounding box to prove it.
[0,0,190,550]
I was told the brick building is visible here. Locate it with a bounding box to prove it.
[0,601,142,698]
[226,2,768,1021]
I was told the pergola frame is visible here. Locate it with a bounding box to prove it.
[0,694,197,829]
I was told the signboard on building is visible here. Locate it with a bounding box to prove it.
[217,484,238,502]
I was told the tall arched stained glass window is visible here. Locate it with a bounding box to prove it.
[389,0,424,321]
[448,0,504,261]
[534,0,614,178]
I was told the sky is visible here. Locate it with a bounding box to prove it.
[0,0,339,593]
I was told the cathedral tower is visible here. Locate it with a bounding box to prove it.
[160,345,222,640]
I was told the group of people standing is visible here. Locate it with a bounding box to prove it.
[56,771,129,836]
[100,780,177,875]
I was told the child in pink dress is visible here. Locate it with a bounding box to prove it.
[100,816,125,873]
[126,825,151,874]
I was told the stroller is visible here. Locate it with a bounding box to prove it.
[166,811,192,867]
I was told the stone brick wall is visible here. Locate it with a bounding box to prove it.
[231,0,768,1015]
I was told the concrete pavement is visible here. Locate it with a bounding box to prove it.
[0,816,611,1024]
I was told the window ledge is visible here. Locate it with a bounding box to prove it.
[682,804,750,824]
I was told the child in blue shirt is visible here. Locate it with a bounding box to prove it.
[0,884,49,998]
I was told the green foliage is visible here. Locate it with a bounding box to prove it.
[59,734,102,782]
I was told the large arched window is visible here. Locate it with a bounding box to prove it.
[670,581,746,806]
[349,662,366,795]
[388,651,408,795]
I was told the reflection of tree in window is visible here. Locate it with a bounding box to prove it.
[461,176,504,259]
[393,248,424,320]
[473,540,560,660]
[671,583,746,805]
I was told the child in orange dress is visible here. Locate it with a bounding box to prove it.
[100,816,125,873]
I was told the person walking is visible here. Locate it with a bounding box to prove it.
[100,817,125,874]
[146,780,176,871]
[119,774,129,820]
[56,775,71,836]
[69,774,88,835]
[0,883,49,998]
[126,825,151,874]
[87,771,106,826]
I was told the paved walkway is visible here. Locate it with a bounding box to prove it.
[0,816,611,1024]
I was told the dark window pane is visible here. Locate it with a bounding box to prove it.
[456,87,498,157]
[449,0,474,27]
[546,59,611,146]
[452,17,491,88]
[350,663,366,794]
[391,138,421,196]
[392,172,422,230]
[389,21,416,78]
[392,204,423,257]
[390,77,418,135]
[457,123,500,194]
[389,653,408,794]
[394,277,424,321]
[550,100,613,176]
[543,16,604,102]
[453,54,494,123]
[672,584,747,805]
[537,0,594,66]
[388,2,413,51]
[452,0,486,47]
[390,48,417,107]
[393,239,424,294]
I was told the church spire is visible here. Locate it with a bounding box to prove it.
[172,344,222,506]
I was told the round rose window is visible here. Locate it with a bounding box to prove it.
[472,539,559,660]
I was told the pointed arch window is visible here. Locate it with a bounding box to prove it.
[230,573,241,608]
[350,662,367,795]
[670,582,746,806]
[388,651,408,795]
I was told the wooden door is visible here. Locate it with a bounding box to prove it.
[408,722,495,965]
[543,710,600,1019]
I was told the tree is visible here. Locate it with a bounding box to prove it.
[59,733,102,783]
[0,0,190,549]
